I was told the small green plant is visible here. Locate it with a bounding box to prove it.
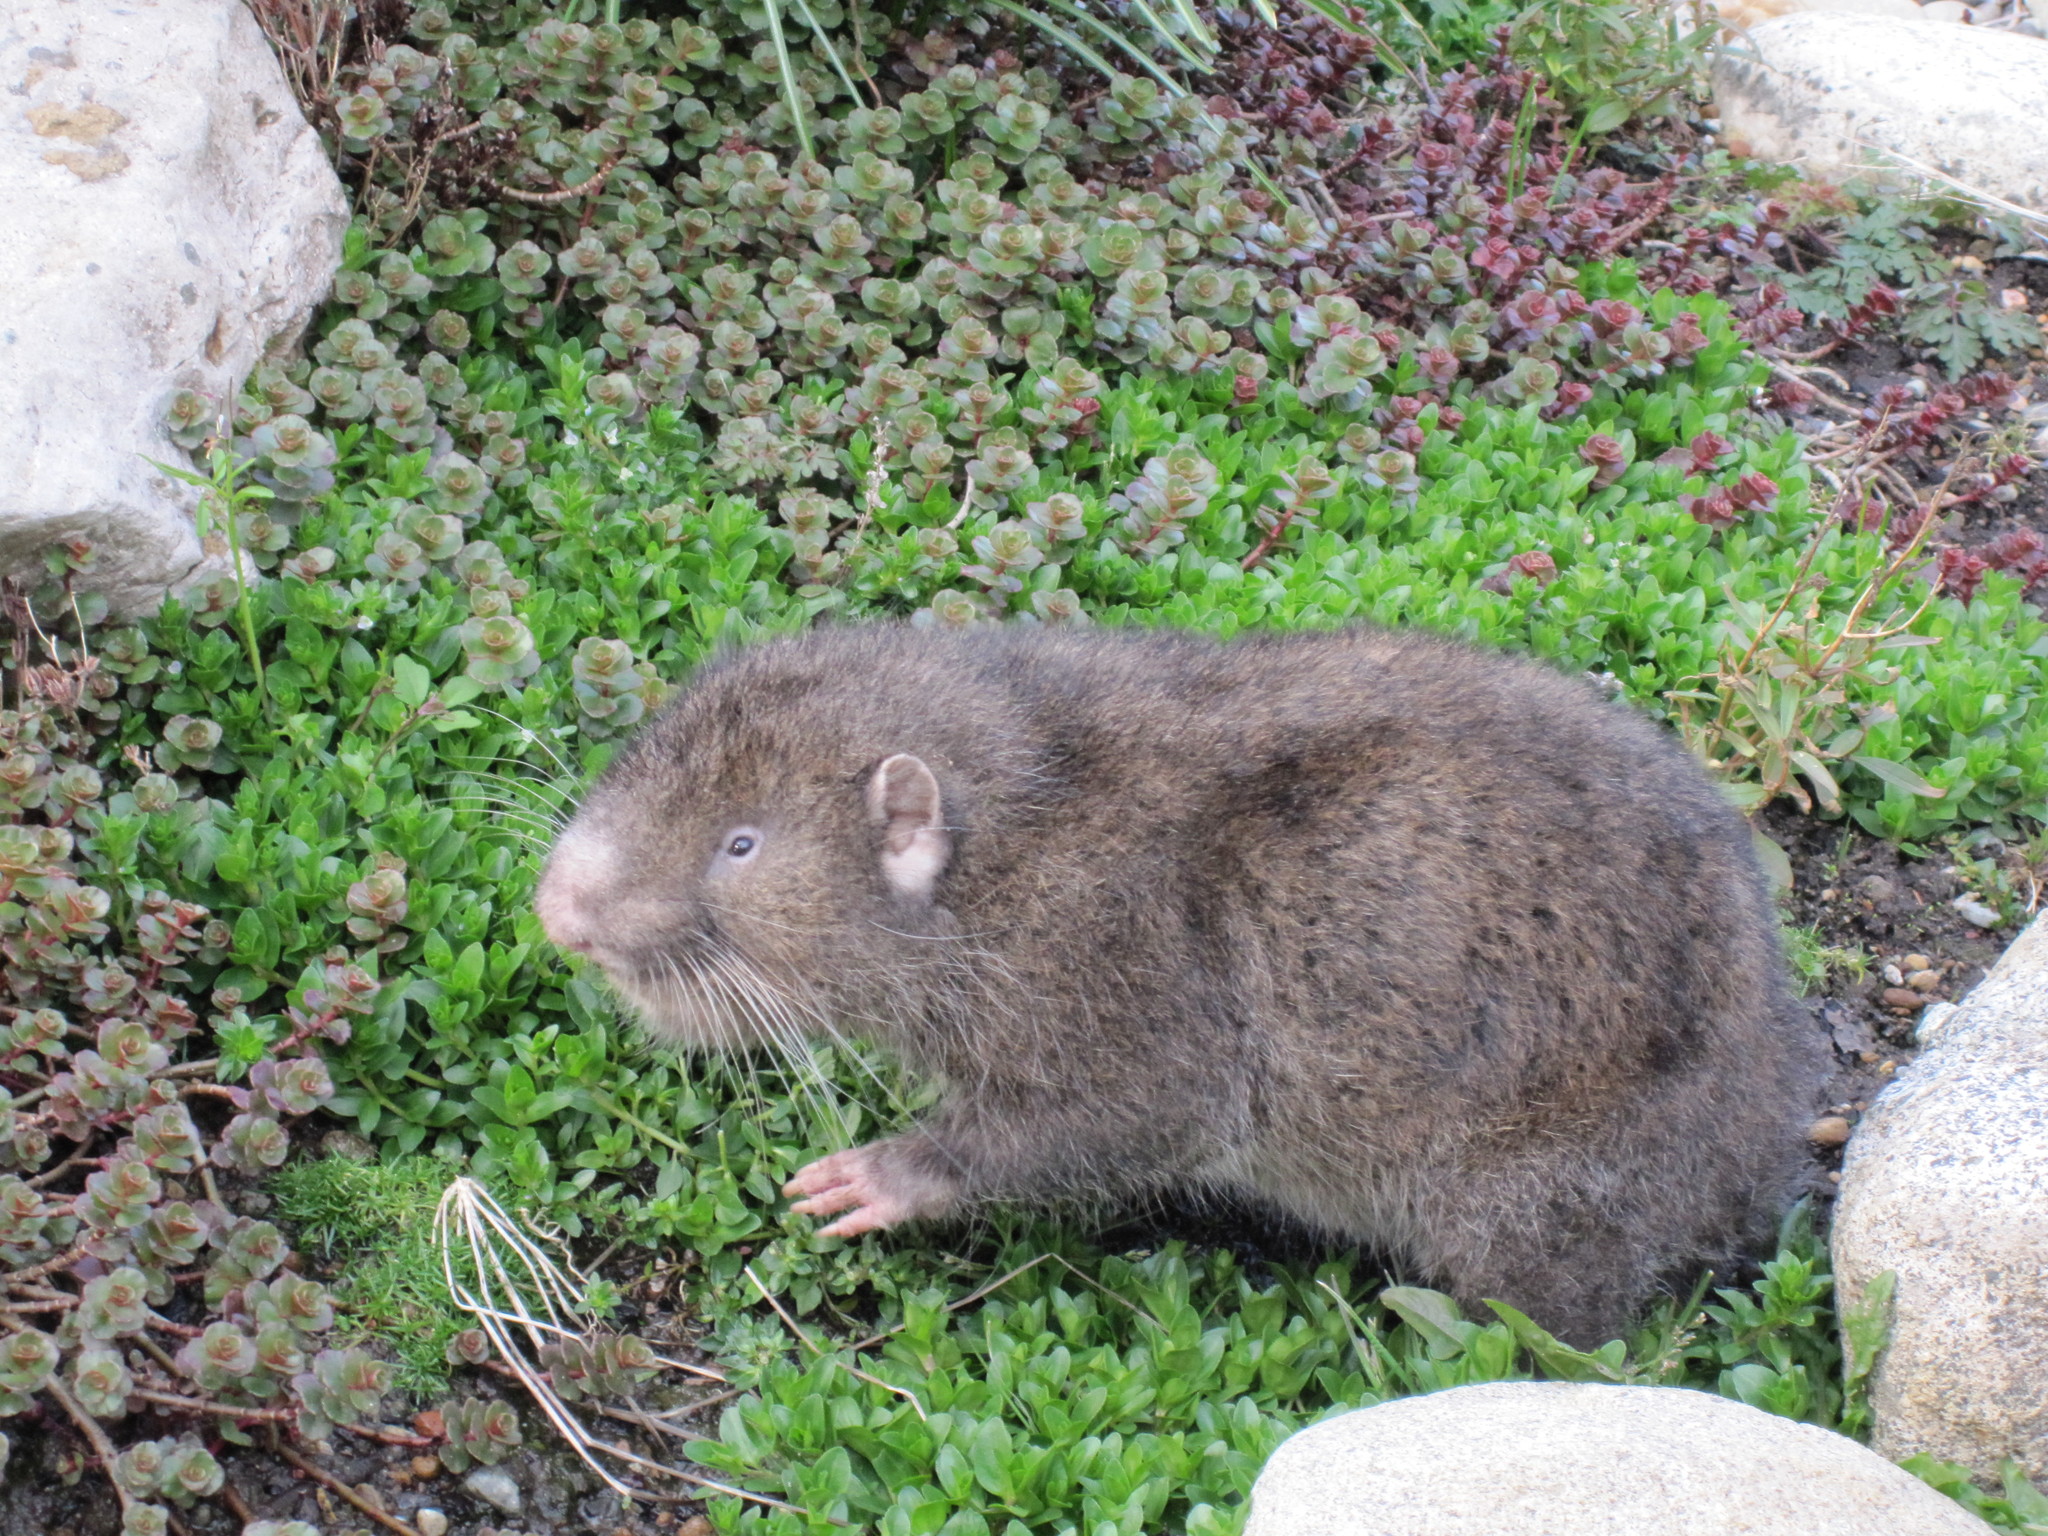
[1507,0,1713,135]
[1778,196,2043,377]
[271,1154,471,1393]
[1902,1455,2048,1534]
[153,441,276,714]
[1780,923,1869,997]
[1666,488,1951,827]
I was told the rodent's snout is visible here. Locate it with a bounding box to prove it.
[534,830,613,955]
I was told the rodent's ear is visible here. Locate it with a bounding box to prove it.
[867,753,950,902]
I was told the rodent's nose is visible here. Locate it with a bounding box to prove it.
[535,831,612,956]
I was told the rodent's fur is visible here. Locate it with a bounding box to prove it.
[536,623,1825,1345]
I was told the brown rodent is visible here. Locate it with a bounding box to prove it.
[535,622,1824,1345]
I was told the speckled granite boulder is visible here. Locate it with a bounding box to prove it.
[1244,1382,1987,1535]
[1834,912,2048,1482]
[1713,13,2048,209]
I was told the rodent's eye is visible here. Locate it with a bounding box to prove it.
[723,829,761,861]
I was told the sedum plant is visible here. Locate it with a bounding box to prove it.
[0,614,394,1533]
[219,0,1784,602]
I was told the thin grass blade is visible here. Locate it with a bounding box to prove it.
[758,0,815,161]
[990,0,1187,96]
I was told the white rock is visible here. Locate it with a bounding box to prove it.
[1718,0,1925,29]
[0,0,346,613]
[1953,894,2003,928]
[460,1466,522,1516]
[415,1511,449,1536]
[1244,1382,1987,1536]
[1712,14,2048,212]
[1834,913,2048,1482]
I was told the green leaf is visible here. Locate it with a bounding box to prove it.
[392,655,432,710]
[1379,1286,1473,1356]
[2000,1460,2048,1533]
[1481,1299,1626,1382]
[231,908,281,973]
[1851,754,1945,798]
[1749,828,1794,895]
[1580,98,1631,136]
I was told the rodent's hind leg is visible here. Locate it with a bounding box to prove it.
[783,1139,964,1239]
[1411,1186,1660,1350]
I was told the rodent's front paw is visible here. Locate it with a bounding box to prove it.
[783,1143,955,1239]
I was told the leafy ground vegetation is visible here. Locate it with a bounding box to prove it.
[3,0,2047,1530]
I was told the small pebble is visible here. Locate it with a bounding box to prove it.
[1953,895,2002,928]
[412,1455,441,1480]
[678,1519,715,1536]
[414,1409,446,1439]
[1828,1170,1843,1184]
[417,1512,449,1536]
[462,1467,523,1517]
[354,1483,387,1514]
[1876,1061,1896,1078]
[1808,1115,1853,1147]
[1902,953,1932,973]
[1858,1050,1880,1065]
[1907,969,1940,992]
[1881,987,1925,1011]
[1882,963,1905,987]
[1858,875,1896,900]
[1819,887,1837,901]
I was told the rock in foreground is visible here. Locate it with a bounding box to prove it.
[1244,1382,1985,1535]
[0,0,346,612]
[1834,912,2048,1481]
[1712,13,2048,210]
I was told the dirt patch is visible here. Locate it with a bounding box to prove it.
[1761,800,2023,1171]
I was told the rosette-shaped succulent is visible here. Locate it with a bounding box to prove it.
[961,521,1045,596]
[72,1346,134,1418]
[539,1332,657,1402]
[436,1394,524,1470]
[571,638,664,737]
[1301,331,1388,409]
[289,1347,392,1443]
[1108,445,1219,560]
[1174,265,1261,327]
[421,209,495,278]
[963,427,1035,501]
[458,610,542,691]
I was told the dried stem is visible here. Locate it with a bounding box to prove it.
[3,1243,87,1288]
[132,1387,298,1423]
[484,150,626,206]
[46,1373,136,1517]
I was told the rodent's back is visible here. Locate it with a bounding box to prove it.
[885,622,1790,1089]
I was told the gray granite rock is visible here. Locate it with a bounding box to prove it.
[460,1466,523,1517]
[1244,1382,1986,1535]
[1834,912,2048,1482]
[0,0,346,612]
[1713,14,2048,210]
